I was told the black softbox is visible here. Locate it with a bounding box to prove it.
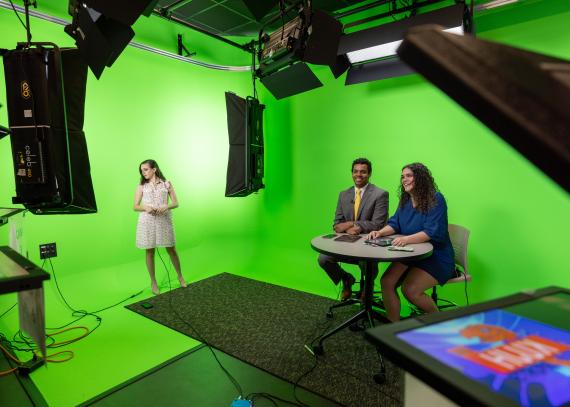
[65,0,159,78]
[3,45,97,214]
[225,92,265,197]
[69,6,134,79]
[83,0,159,25]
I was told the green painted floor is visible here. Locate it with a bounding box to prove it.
[0,240,464,406]
[0,244,345,406]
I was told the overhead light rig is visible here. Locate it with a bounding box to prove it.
[153,2,256,54]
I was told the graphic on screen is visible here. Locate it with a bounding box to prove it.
[397,309,570,407]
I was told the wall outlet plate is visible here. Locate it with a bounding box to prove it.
[39,243,57,259]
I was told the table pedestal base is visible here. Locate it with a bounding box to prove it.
[311,260,388,383]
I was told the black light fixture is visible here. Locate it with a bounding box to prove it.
[225,92,265,197]
[256,5,342,99]
[0,103,8,140]
[64,0,159,79]
[336,3,469,85]
[3,45,98,214]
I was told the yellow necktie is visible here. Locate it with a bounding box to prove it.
[354,188,361,220]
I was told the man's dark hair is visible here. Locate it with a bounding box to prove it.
[352,157,372,174]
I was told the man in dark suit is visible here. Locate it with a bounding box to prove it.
[318,158,389,300]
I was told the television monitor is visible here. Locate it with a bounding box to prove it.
[365,286,570,407]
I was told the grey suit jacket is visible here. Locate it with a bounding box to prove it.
[333,183,389,233]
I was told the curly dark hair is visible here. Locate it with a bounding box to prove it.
[139,159,166,185]
[398,162,438,213]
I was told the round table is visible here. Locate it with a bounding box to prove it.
[310,233,433,354]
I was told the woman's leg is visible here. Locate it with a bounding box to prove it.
[146,248,159,294]
[380,262,409,322]
[166,246,186,287]
[401,267,439,314]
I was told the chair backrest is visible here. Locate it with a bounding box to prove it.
[448,224,470,276]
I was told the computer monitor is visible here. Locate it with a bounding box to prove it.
[366,286,570,407]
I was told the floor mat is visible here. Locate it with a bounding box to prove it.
[126,273,403,406]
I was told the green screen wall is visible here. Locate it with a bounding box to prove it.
[1,0,569,312]
[1,2,569,405]
[258,2,570,303]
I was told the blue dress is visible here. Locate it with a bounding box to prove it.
[387,192,455,285]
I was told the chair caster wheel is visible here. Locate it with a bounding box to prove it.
[373,372,386,384]
[312,344,324,356]
[326,311,333,319]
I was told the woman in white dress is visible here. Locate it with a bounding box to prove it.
[134,159,186,295]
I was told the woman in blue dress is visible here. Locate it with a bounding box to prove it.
[368,163,455,321]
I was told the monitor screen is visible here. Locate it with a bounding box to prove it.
[396,293,570,407]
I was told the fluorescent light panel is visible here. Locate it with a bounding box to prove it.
[340,4,466,64]
[347,26,464,63]
[475,0,518,11]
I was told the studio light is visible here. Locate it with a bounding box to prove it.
[337,3,468,85]
[474,0,518,11]
[225,92,265,197]
[256,6,341,99]
[64,0,159,79]
[3,45,98,214]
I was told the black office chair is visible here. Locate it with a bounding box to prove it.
[325,262,383,319]
[433,223,472,309]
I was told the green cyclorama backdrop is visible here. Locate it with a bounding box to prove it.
[0,2,569,405]
[1,1,570,319]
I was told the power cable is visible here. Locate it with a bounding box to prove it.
[0,303,17,320]
[156,248,245,398]
[8,0,27,31]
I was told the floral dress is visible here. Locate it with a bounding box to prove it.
[136,180,175,249]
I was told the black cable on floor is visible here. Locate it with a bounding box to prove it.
[44,258,143,340]
[292,354,319,407]
[156,249,246,399]
[45,258,102,337]
[10,330,55,353]
[290,306,342,407]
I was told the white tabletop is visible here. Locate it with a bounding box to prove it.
[311,234,433,263]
